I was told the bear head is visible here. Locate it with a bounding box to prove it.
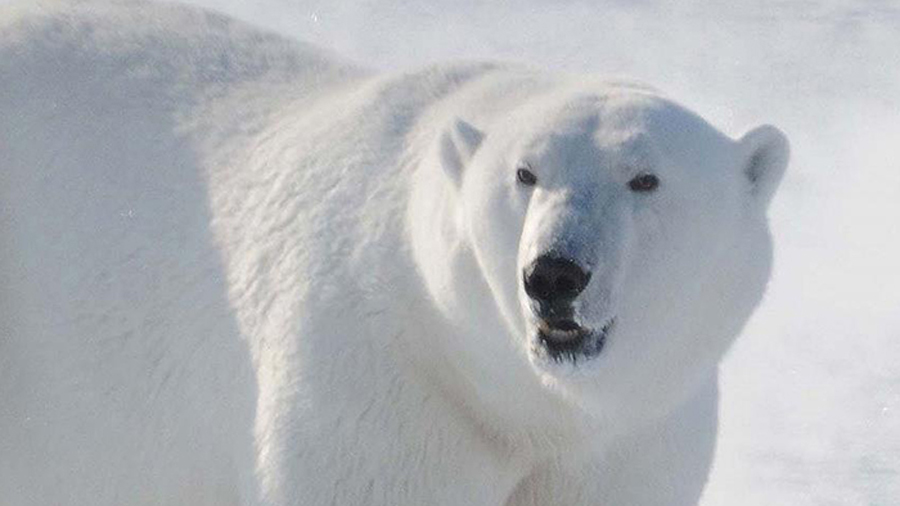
[409,85,789,432]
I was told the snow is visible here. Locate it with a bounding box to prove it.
[3,0,898,503]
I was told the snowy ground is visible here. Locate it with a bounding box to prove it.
[6,0,899,504]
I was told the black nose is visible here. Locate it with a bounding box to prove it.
[523,255,591,303]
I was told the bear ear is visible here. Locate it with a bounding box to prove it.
[738,124,790,208]
[439,118,484,187]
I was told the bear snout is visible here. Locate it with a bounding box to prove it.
[523,255,591,304]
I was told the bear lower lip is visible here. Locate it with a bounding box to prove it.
[536,318,582,335]
[536,318,614,362]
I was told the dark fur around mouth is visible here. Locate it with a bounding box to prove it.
[536,319,614,362]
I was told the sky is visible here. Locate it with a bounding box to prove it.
[7,0,899,504]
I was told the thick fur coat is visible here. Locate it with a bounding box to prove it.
[0,2,788,505]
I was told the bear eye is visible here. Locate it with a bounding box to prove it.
[516,166,538,186]
[628,173,659,193]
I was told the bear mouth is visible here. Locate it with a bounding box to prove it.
[536,318,614,362]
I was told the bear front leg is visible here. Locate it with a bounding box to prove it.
[245,362,529,506]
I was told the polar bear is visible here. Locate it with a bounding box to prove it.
[0,1,789,505]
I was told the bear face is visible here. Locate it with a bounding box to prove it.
[411,86,788,430]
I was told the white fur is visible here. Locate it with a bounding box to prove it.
[0,2,788,505]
